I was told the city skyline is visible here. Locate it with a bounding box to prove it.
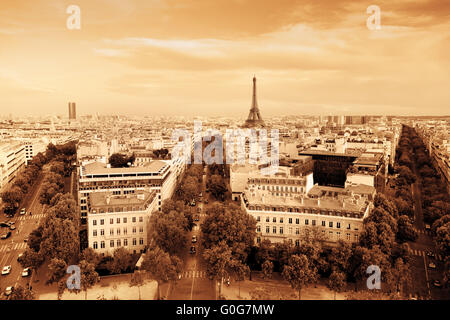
[0,0,449,117]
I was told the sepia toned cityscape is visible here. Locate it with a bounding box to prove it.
[0,0,449,307]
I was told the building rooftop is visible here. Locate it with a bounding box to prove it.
[89,190,156,213]
[82,160,168,176]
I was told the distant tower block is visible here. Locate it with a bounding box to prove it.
[68,102,76,120]
[244,76,265,128]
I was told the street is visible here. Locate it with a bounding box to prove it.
[0,175,46,297]
[167,166,215,300]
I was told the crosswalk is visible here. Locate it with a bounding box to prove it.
[0,242,27,252]
[409,248,443,261]
[180,270,207,279]
[16,214,45,221]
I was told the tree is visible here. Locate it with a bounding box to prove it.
[203,241,235,297]
[107,248,133,274]
[282,254,318,300]
[387,258,412,295]
[79,260,100,300]
[28,226,44,252]
[261,260,274,280]
[47,258,68,285]
[201,203,256,263]
[9,285,34,300]
[18,249,45,273]
[149,210,189,256]
[232,261,250,298]
[141,245,179,300]
[209,174,227,200]
[39,218,80,264]
[1,186,24,214]
[327,240,353,275]
[130,271,145,300]
[396,215,418,243]
[327,270,347,300]
[108,153,135,168]
[80,247,102,268]
[434,221,450,258]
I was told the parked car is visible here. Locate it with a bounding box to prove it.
[425,224,431,231]
[433,280,442,288]
[5,286,13,296]
[9,225,16,231]
[0,222,9,228]
[190,246,196,254]
[427,251,435,258]
[192,235,197,243]
[2,265,11,275]
[17,253,23,262]
[20,208,26,215]
[194,215,199,221]
[22,267,31,277]
[1,231,11,239]
[428,262,436,269]
[24,236,28,242]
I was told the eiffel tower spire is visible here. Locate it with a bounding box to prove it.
[244,76,265,127]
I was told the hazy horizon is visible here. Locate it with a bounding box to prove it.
[1,0,449,117]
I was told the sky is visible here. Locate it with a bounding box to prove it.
[0,0,449,117]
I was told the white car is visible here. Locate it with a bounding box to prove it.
[20,208,26,215]
[428,262,436,269]
[22,267,31,277]
[5,286,13,296]
[2,265,11,275]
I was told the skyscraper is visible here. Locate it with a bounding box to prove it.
[68,102,76,120]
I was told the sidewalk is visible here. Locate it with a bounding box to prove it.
[220,273,347,300]
[37,273,158,300]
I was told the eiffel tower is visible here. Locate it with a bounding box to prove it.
[244,76,265,128]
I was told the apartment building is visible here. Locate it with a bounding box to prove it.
[78,159,178,223]
[242,183,374,246]
[230,156,314,202]
[0,141,26,192]
[87,190,157,254]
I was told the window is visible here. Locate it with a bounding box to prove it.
[124,228,128,235]
[124,239,128,246]
[132,217,136,223]
[266,217,270,222]
[347,223,351,230]
[139,216,143,223]
[257,237,261,244]
[123,218,127,223]
[93,242,98,249]
[257,226,261,232]
[295,239,300,247]
[289,218,292,224]
[280,227,284,234]
[266,226,270,233]
[117,228,121,235]
[117,239,121,247]
[256,216,260,222]
[93,230,97,237]
[110,240,115,248]
[305,219,309,225]
[132,238,137,246]
[354,234,359,242]
[280,217,284,223]
[273,226,277,234]
[100,219,104,225]
[322,221,326,227]
[93,220,97,226]
[139,238,144,245]
[346,233,351,241]
[110,229,114,236]
[296,218,299,224]
[329,222,333,228]
[296,228,300,235]
[117,218,120,224]
[273,217,276,223]
[312,220,316,226]
[132,227,137,234]
[337,222,341,229]
[336,232,341,239]
[139,226,144,233]
[100,241,105,249]
[110,218,114,225]
[100,229,105,236]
